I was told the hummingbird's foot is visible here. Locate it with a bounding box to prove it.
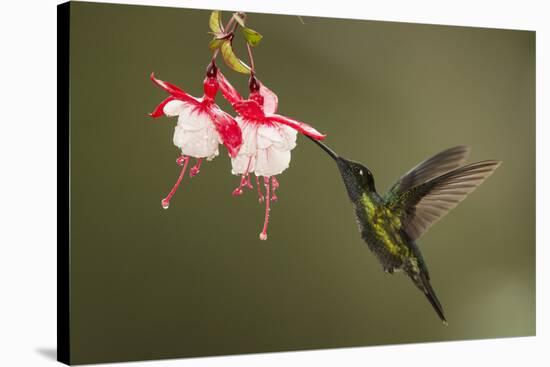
[259,176,272,241]
[161,155,190,209]
[189,158,203,177]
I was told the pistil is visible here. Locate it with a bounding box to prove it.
[161,156,190,209]
[259,176,271,240]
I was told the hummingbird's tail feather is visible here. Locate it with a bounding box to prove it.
[306,135,339,161]
[411,272,447,325]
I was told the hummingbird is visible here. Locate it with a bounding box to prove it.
[308,137,501,324]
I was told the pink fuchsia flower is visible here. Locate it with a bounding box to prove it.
[149,62,242,209]
[217,72,326,240]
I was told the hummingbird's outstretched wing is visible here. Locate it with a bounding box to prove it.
[387,146,470,195]
[385,160,501,241]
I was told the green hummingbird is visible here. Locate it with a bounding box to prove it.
[308,137,501,324]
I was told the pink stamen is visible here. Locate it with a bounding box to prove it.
[259,176,271,241]
[270,177,279,202]
[176,156,187,166]
[232,157,254,196]
[232,175,246,196]
[255,175,264,203]
[161,156,189,209]
[189,158,203,177]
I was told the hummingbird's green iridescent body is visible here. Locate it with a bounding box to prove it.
[311,138,501,324]
[355,192,420,274]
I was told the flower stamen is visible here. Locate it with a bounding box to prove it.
[232,175,246,196]
[246,174,254,189]
[270,176,279,202]
[189,158,203,177]
[176,156,187,166]
[259,176,271,241]
[232,157,254,196]
[161,156,190,209]
[255,175,264,203]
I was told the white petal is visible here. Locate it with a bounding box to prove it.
[257,124,297,150]
[254,147,291,176]
[177,107,209,131]
[257,125,279,149]
[276,124,298,150]
[231,154,256,175]
[279,125,298,150]
[173,116,220,159]
[163,100,186,116]
[237,118,259,155]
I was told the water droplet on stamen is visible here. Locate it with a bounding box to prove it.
[161,199,170,209]
[259,233,268,241]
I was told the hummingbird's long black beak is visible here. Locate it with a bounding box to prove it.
[306,136,339,161]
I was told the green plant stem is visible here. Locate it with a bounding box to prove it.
[246,42,255,74]
[211,13,244,63]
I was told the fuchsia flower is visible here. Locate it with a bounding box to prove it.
[150,62,242,209]
[217,71,326,240]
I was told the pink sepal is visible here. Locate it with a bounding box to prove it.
[207,107,243,158]
[150,72,197,104]
[217,71,243,105]
[149,96,177,118]
[234,100,265,121]
[268,114,326,140]
[259,82,278,114]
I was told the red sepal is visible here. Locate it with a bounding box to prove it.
[149,96,177,118]
[268,114,326,140]
[259,82,278,114]
[217,71,243,106]
[207,107,243,158]
[150,72,197,104]
[234,100,265,121]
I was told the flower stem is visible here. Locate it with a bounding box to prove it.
[210,13,243,62]
[246,42,255,74]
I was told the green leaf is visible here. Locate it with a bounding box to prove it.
[208,38,224,50]
[209,10,223,34]
[232,13,245,27]
[242,27,263,47]
[220,40,251,74]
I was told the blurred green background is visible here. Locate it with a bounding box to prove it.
[68,1,535,364]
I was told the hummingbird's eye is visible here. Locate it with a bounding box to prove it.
[358,169,364,176]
